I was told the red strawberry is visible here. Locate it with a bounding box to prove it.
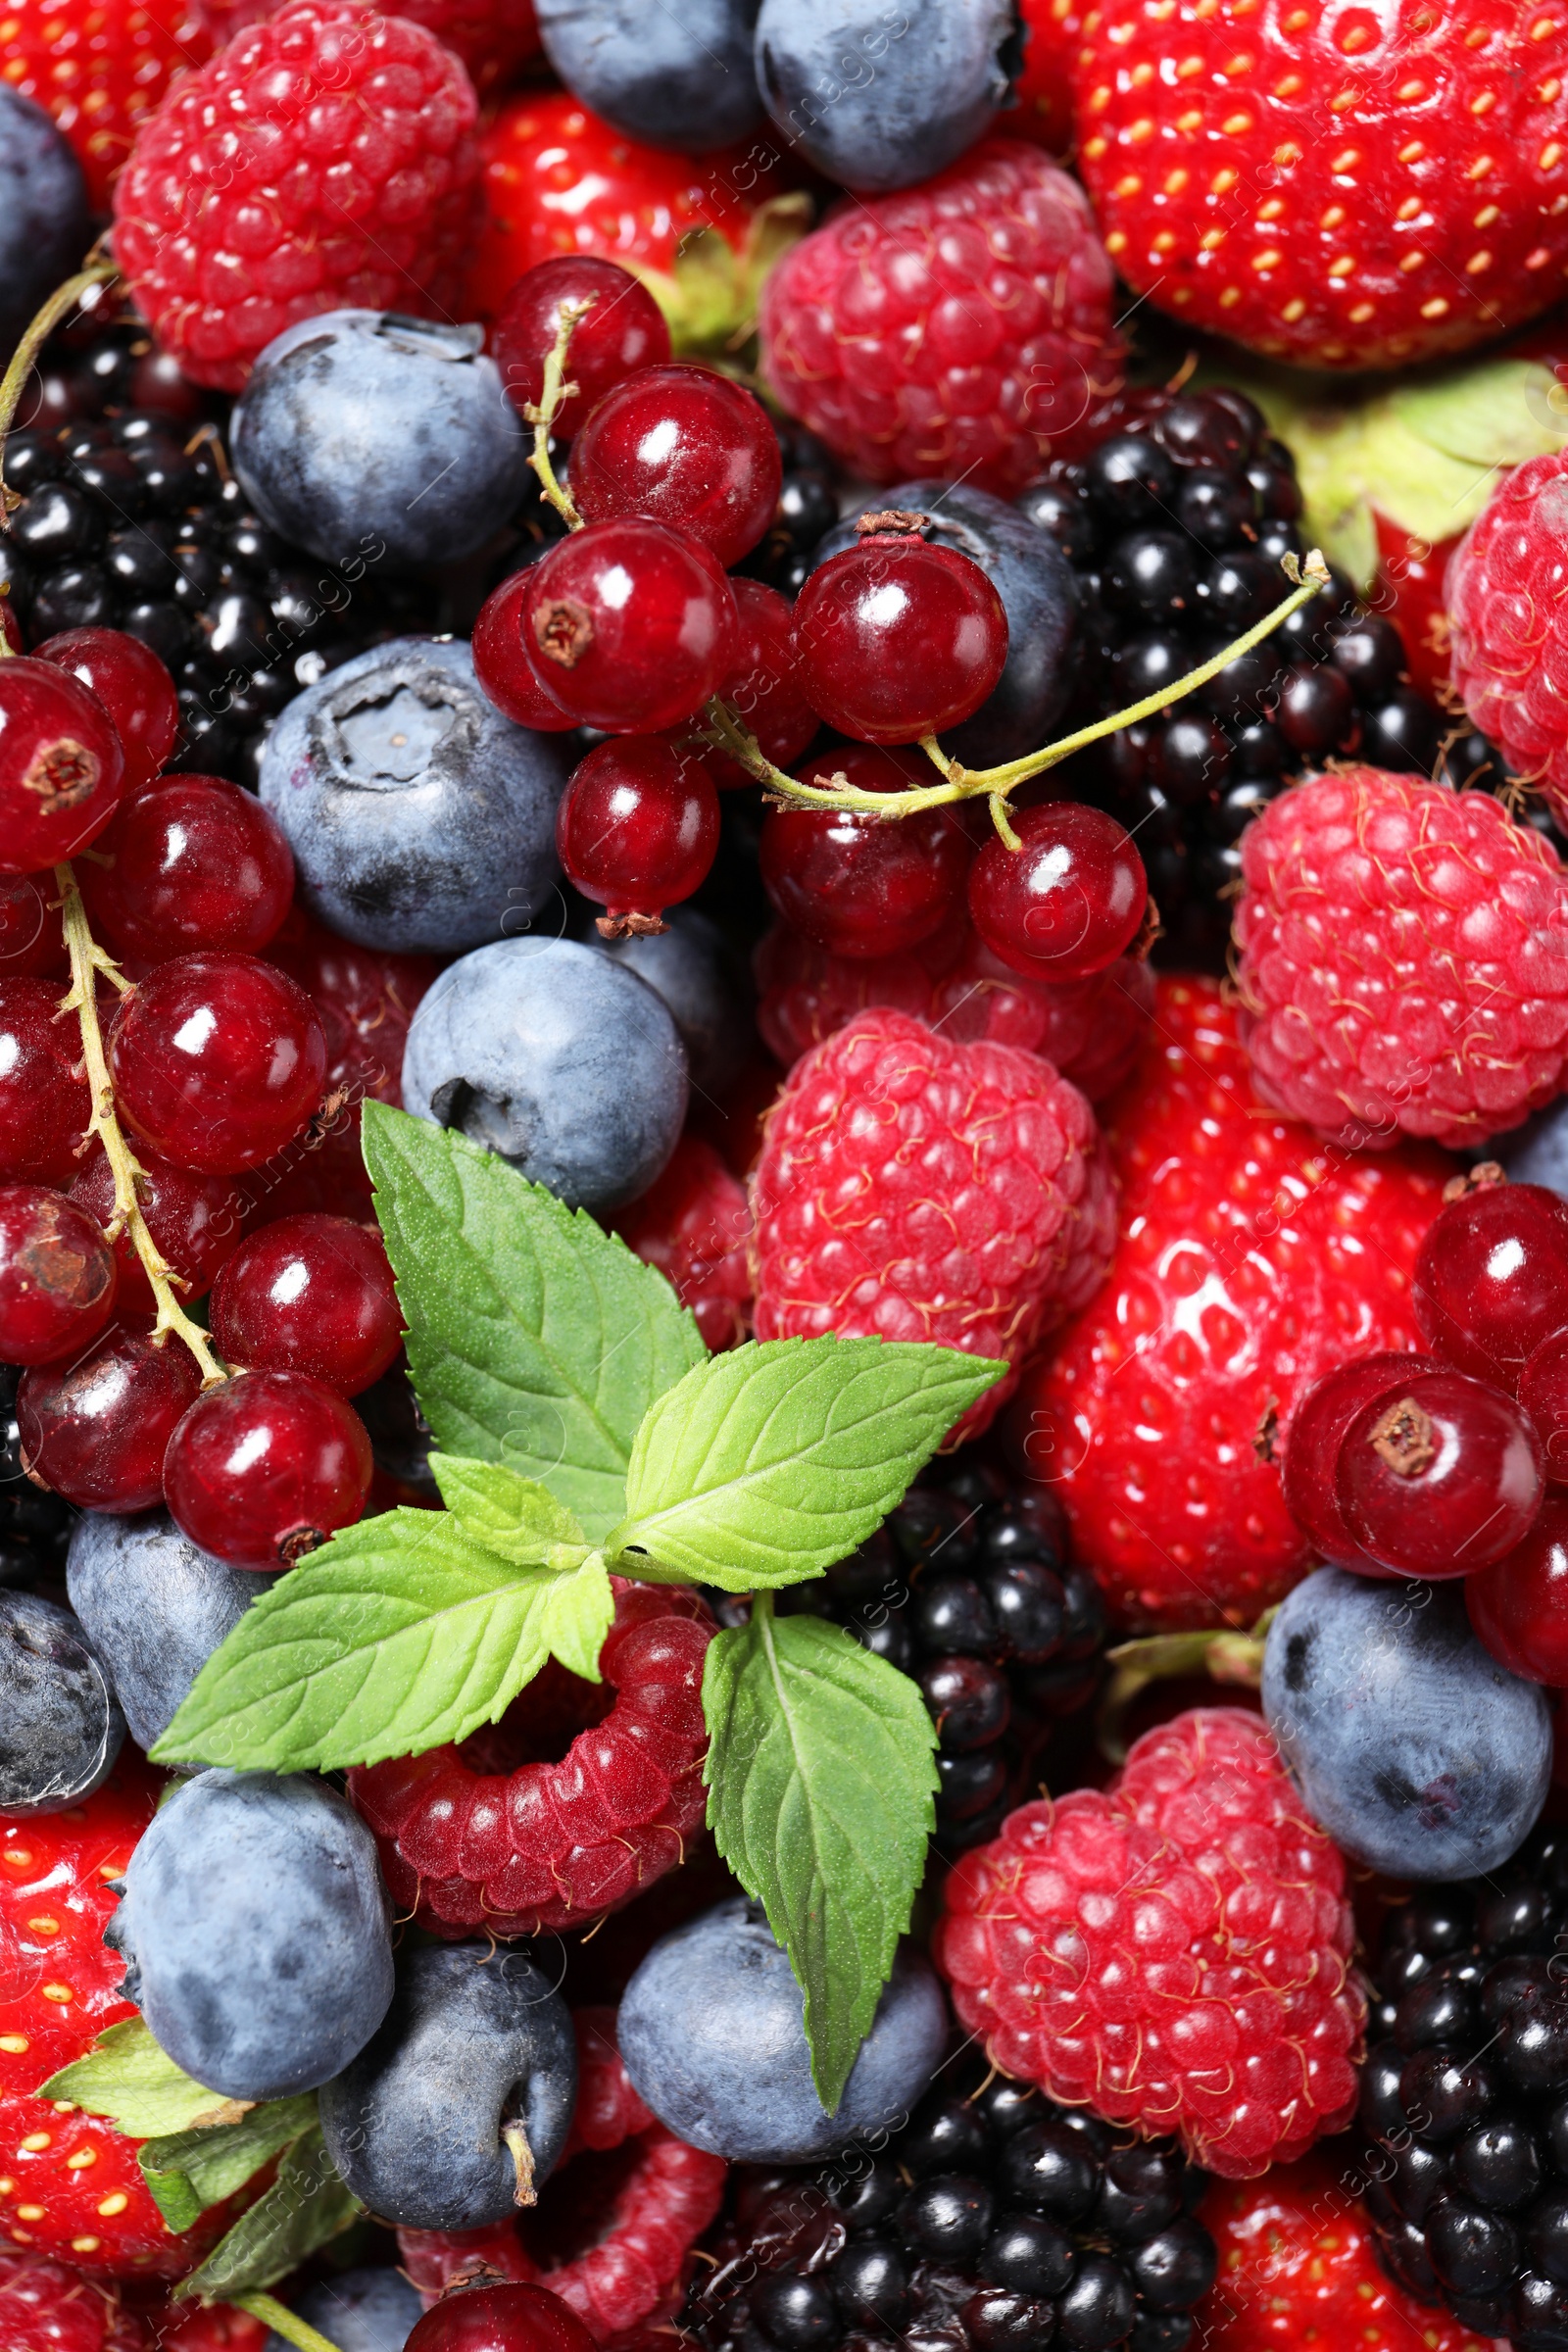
[1071,0,1568,370]
[1012,0,1083,151]
[1,0,212,213]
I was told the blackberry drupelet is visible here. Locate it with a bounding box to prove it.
[0,1365,74,1588]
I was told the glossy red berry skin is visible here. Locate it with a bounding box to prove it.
[210,1213,402,1396]
[33,629,178,798]
[1413,1177,1568,1392]
[571,364,782,567]
[760,748,971,959]
[791,533,1008,745]
[0,872,66,979]
[0,658,126,872]
[0,1185,117,1364]
[556,738,720,931]
[69,1145,245,1315]
[1521,1326,1568,1488]
[407,2282,598,2352]
[969,802,1149,983]
[520,519,737,734]
[19,1325,203,1511]
[492,256,671,439]
[707,577,817,787]
[82,776,295,965]
[471,570,579,731]
[109,953,327,1175]
[164,1370,373,1569]
[0,979,93,1184]
[1337,1367,1545,1579]
[1280,1352,1441,1577]
[1466,1497,1568,1684]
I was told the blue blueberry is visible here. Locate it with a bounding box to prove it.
[402,936,688,1212]
[1261,1568,1554,1881]
[105,1769,394,2101]
[0,90,91,358]
[66,1510,279,1758]
[0,1591,122,1816]
[259,637,571,954]
[231,313,530,569]
[755,0,1018,192]
[265,2266,423,2352]
[600,908,753,1096]
[1499,1107,1568,1197]
[810,484,1077,765]
[535,0,762,151]
[319,1944,577,2230]
[617,1897,949,2162]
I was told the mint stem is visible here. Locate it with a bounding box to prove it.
[233,2292,344,2352]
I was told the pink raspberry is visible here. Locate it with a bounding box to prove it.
[1234,764,1568,1150]
[112,0,481,391]
[199,0,540,82]
[936,1707,1365,2180]
[759,139,1123,496]
[612,1135,752,1352]
[1449,449,1568,818]
[750,1007,1113,1438]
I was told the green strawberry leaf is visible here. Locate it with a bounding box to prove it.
[703,1603,939,2113]
[606,1337,1005,1590]
[364,1102,705,1541]
[42,2018,244,2138]
[175,2126,362,2303]
[150,1508,613,1773]
[139,2094,318,2233]
[429,1453,590,1565]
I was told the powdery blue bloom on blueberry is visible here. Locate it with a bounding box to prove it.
[600,906,753,1096]
[264,2266,424,2352]
[755,0,1018,193]
[535,0,762,151]
[0,90,91,358]
[0,1590,123,1816]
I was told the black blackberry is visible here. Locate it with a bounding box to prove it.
[684,2058,1214,2352]
[0,1366,74,1589]
[1360,1834,1568,2345]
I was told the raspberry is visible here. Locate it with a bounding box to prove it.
[1449,450,1568,821]
[612,1137,752,1353]
[749,1008,1112,1442]
[0,2250,150,2352]
[1233,766,1568,1151]
[936,1707,1365,2180]
[1,0,212,212]
[112,0,481,392]
[199,0,539,78]
[759,139,1123,496]
[1013,976,1447,1629]
[347,1583,714,1940]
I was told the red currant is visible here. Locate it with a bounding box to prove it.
[1413,1175,1568,1391]
[1280,1352,1441,1577]
[0,605,20,656]
[33,628,178,798]
[969,803,1149,984]
[472,570,579,731]
[0,977,93,1184]
[0,657,126,871]
[791,527,1008,746]
[0,871,66,979]
[1466,1498,1568,1684]
[570,364,782,567]
[69,1143,245,1314]
[210,1212,402,1396]
[519,519,737,734]
[760,748,971,959]
[108,953,328,1175]
[406,2282,598,2352]
[82,776,295,965]
[492,256,671,439]
[163,1370,373,1569]
[0,1184,117,1363]
[1521,1326,1568,1489]
[19,1323,202,1511]
[555,737,720,935]
[243,1114,375,1224]
[1336,1367,1545,1578]
[265,906,437,1110]
[707,577,817,788]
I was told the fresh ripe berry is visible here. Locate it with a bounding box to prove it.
[471,571,579,731]
[0,1185,116,1364]
[0,2248,150,2352]
[264,904,437,1112]
[492,257,670,438]
[1521,1327,1568,1489]
[1449,451,1568,821]
[1413,1176,1568,1391]
[407,2282,598,2352]
[109,952,327,1175]
[70,1144,245,1314]
[519,519,737,734]
[1466,1497,1568,1685]
[0,656,125,871]
[612,1134,752,1350]
[2,0,212,214]
[570,365,782,568]
[0,978,93,1185]
[1336,1368,1545,1579]
[555,738,720,935]
[19,1324,203,1511]
[164,1369,373,1568]
[706,576,817,786]
[210,1213,402,1396]
[969,803,1148,983]
[792,530,1008,745]
[1281,1352,1441,1576]
[760,751,971,960]
[0,874,66,981]
[81,776,295,964]
[32,628,178,797]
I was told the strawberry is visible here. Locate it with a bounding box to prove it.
[1,0,212,214]
[1071,0,1568,370]
[1012,0,1082,150]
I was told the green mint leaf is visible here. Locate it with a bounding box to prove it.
[430,1453,589,1563]
[151,1508,610,1773]
[175,2127,362,2304]
[42,2018,243,2138]
[364,1102,705,1540]
[703,1606,938,2113]
[607,1338,1005,1589]
[139,2094,318,2233]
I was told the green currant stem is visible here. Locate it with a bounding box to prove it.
[1095,1608,1278,1765]
[54,863,227,1388]
[232,2293,344,2352]
[525,297,595,529]
[0,248,119,514]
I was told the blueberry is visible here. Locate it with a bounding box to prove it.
[402,936,688,1213]
[0,1592,123,1815]
[105,1769,394,2101]
[0,90,91,356]
[756,0,1018,191]
[259,637,570,954]
[264,2267,424,2352]
[600,907,754,1095]
[536,0,762,149]
[319,1943,576,2230]
[66,1510,280,1757]
[617,1896,948,2161]
[231,313,529,569]
[1501,1102,1568,1198]
[1261,1568,1553,1879]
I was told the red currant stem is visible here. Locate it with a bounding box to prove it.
[0,245,119,525]
[231,2295,345,2352]
[524,296,596,529]
[1095,1608,1279,1765]
[52,861,227,1388]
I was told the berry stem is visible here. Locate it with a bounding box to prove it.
[0,247,120,517]
[1095,1609,1278,1764]
[525,297,596,529]
[232,2294,345,2352]
[52,861,227,1388]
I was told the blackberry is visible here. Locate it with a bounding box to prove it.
[0,1365,74,1588]
[739,418,843,600]
[684,2055,1214,2352]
